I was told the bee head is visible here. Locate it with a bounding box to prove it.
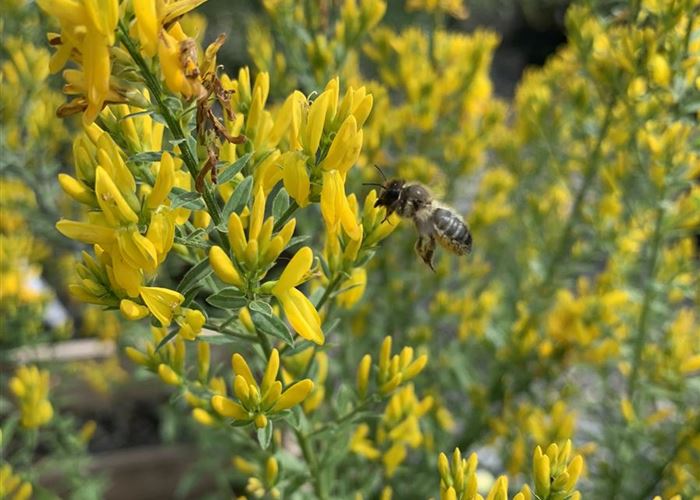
[374,179,405,208]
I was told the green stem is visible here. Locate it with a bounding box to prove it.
[117,21,229,251]
[203,322,259,342]
[306,396,378,438]
[627,205,665,399]
[295,428,327,500]
[315,275,343,310]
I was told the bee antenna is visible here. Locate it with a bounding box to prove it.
[373,164,388,182]
[362,182,384,188]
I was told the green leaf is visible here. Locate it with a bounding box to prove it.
[155,328,179,353]
[257,420,273,449]
[170,187,206,210]
[198,332,239,345]
[285,235,310,250]
[249,300,295,347]
[272,187,290,221]
[206,287,247,310]
[178,257,212,294]
[222,176,253,220]
[128,151,163,163]
[218,153,252,184]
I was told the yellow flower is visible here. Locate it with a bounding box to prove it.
[318,115,363,176]
[281,152,311,207]
[271,247,324,345]
[321,170,361,240]
[211,349,314,427]
[37,0,120,123]
[376,336,428,394]
[9,365,54,429]
[209,245,244,288]
[139,286,185,326]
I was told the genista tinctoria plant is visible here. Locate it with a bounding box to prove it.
[1,0,694,498]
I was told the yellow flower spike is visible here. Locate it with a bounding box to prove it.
[272,379,314,411]
[227,212,248,262]
[56,220,116,246]
[533,446,551,498]
[9,366,54,429]
[211,395,249,420]
[119,299,149,320]
[486,476,508,500]
[139,286,184,326]
[147,152,175,209]
[262,349,280,393]
[94,167,138,225]
[232,353,257,388]
[282,152,311,207]
[157,363,181,386]
[209,246,244,287]
[357,354,372,398]
[303,90,331,156]
[58,173,97,206]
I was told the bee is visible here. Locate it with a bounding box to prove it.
[369,169,472,270]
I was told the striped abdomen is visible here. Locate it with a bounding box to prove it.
[432,207,472,255]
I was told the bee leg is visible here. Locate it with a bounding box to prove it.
[415,235,436,271]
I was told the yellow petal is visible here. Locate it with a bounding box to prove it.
[272,246,313,295]
[211,395,249,420]
[232,353,257,388]
[147,152,175,208]
[272,379,314,411]
[278,288,324,345]
[56,220,116,246]
[139,286,184,326]
[282,152,310,207]
[209,245,244,287]
[120,299,149,320]
[261,349,280,393]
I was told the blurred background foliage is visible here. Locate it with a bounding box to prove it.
[1,0,699,499]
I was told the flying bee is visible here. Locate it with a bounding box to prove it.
[368,168,472,270]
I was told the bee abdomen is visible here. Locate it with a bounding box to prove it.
[432,208,472,255]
